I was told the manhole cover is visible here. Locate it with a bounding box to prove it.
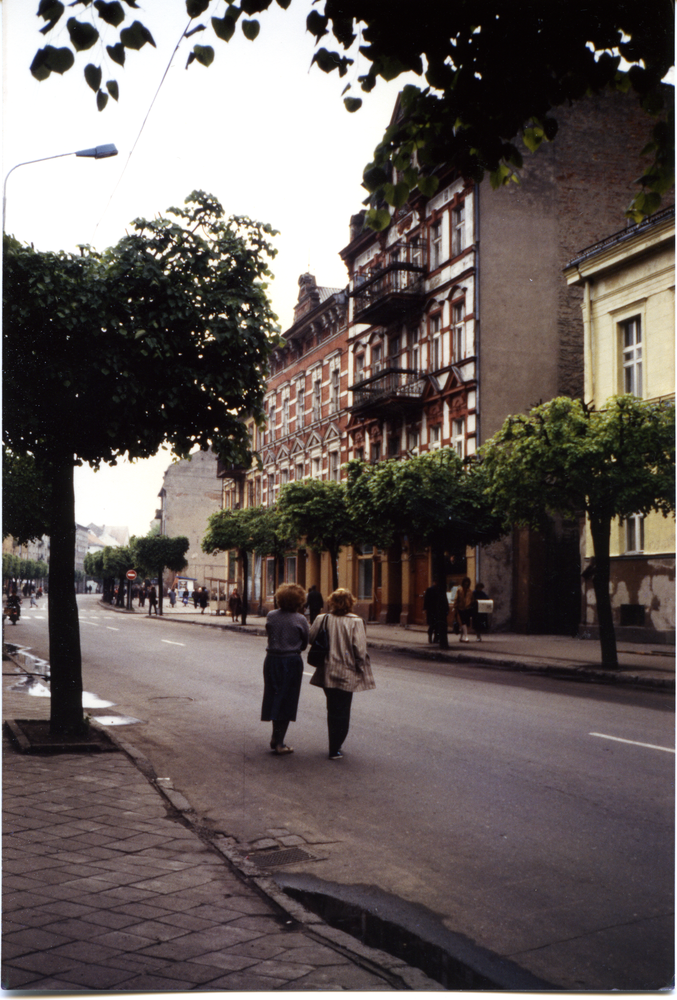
[248,847,317,868]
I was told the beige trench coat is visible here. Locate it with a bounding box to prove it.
[307,613,375,692]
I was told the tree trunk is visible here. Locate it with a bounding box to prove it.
[158,564,164,615]
[589,514,618,667]
[240,548,249,626]
[47,457,85,735]
[430,541,449,649]
[329,545,339,592]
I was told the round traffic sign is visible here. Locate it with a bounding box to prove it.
[126,570,137,581]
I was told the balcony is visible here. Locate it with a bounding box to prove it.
[350,241,426,325]
[349,367,426,418]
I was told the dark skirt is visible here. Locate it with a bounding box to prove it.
[260,653,304,722]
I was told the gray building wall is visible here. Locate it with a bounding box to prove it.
[159,450,224,591]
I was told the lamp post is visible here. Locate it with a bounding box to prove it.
[3,143,118,232]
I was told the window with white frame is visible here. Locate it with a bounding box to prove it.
[280,468,289,487]
[355,352,365,380]
[452,418,465,457]
[296,461,304,481]
[372,343,383,374]
[296,381,305,427]
[388,335,400,363]
[312,455,322,478]
[407,429,419,454]
[452,202,465,257]
[329,450,340,481]
[409,326,420,370]
[330,365,340,413]
[625,514,645,553]
[452,301,465,361]
[429,313,442,370]
[312,376,322,421]
[430,218,443,270]
[430,424,441,449]
[621,316,642,396]
[282,397,290,437]
[371,440,381,463]
[267,473,276,503]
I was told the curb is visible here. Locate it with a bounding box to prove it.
[108,603,674,693]
[98,722,443,991]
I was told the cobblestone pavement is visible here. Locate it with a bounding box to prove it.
[2,688,439,991]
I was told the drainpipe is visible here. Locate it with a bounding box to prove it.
[580,272,594,403]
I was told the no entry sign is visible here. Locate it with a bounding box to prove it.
[126,570,137,581]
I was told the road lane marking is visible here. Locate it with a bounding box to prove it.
[106,627,119,631]
[161,640,185,646]
[80,621,101,627]
[590,732,675,754]
[303,671,313,677]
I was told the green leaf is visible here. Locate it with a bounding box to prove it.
[37,0,64,33]
[189,44,214,67]
[67,17,99,51]
[96,89,109,111]
[362,164,387,192]
[306,10,328,38]
[30,45,75,80]
[365,206,391,231]
[489,163,513,189]
[120,20,156,49]
[522,126,544,153]
[106,42,126,65]
[344,96,362,113]
[186,0,210,15]
[416,175,439,197]
[241,18,260,40]
[212,14,236,41]
[84,63,102,92]
[106,79,119,100]
[93,1,125,27]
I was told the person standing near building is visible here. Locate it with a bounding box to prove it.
[305,585,324,624]
[147,584,158,616]
[261,583,309,755]
[308,589,375,760]
[423,579,448,644]
[199,586,209,615]
[453,577,474,643]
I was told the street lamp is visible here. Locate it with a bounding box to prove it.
[3,143,118,232]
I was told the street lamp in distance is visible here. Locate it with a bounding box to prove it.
[3,143,119,232]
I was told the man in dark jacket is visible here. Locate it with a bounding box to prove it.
[305,585,325,624]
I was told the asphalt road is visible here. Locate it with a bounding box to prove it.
[9,596,675,990]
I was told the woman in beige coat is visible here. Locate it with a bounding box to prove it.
[308,588,375,760]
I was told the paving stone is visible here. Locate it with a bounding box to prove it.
[3,927,73,954]
[250,837,279,850]
[111,901,171,920]
[150,959,238,983]
[291,964,396,989]
[56,963,137,989]
[140,924,263,961]
[50,939,122,963]
[116,918,189,942]
[279,834,307,846]
[1,964,45,988]
[109,971,194,990]
[40,917,120,941]
[206,969,288,989]
[191,951,261,972]
[7,950,78,976]
[89,928,160,952]
[266,828,291,837]
[85,910,141,930]
[217,937,289,961]
[130,869,216,894]
[249,957,316,980]
[156,911,219,932]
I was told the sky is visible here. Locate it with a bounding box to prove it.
[2,0,410,536]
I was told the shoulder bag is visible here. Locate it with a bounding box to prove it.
[307,613,330,667]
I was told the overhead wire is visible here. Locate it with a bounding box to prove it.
[91,18,192,244]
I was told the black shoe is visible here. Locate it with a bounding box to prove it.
[328,750,343,760]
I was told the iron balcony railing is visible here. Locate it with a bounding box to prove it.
[350,366,427,410]
[350,240,426,321]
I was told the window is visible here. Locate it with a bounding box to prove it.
[312,456,321,478]
[285,556,297,583]
[267,473,276,503]
[452,418,465,457]
[312,377,322,421]
[372,343,383,374]
[452,202,465,257]
[296,461,304,481]
[409,326,420,370]
[247,480,254,507]
[430,313,441,370]
[282,397,289,436]
[388,436,400,458]
[357,544,374,601]
[625,514,645,553]
[389,336,400,362]
[452,302,465,361]
[255,477,262,505]
[329,450,340,481]
[430,424,441,449]
[430,218,443,269]
[355,353,365,380]
[621,317,642,396]
[371,440,381,463]
[330,366,340,413]
[296,382,305,426]
[280,469,289,487]
[355,447,364,462]
[407,429,419,454]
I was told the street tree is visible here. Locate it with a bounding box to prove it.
[3,191,278,735]
[276,478,359,591]
[346,449,504,645]
[30,2,673,223]
[132,534,189,615]
[102,545,135,606]
[2,449,52,548]
[479,395,675,668]
[84,550,106,596]
[202,505,273,625]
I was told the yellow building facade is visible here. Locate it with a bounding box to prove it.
[565,206,675,641]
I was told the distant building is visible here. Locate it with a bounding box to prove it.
[157,450,224,593]
[564,206,675,642]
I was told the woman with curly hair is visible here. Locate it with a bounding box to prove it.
[308,588,375,760]
[261,583,309,755]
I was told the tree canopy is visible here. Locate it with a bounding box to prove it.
[479,395,675,666]
[3,191,279,734]
[276,478,359,590]
[31,1,674,224]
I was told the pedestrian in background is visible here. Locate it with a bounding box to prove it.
[182,587,189,606]
[261,583,309,755]
[147,584,158,616]
[453,576,474,643]
[229,588,242,622]
[199,587,209,615]
[308,588,375,760]
[305,584,324,624]
[423,579,448,644]
[192,587,200,610]
[472,582,490,641]
[169,588,177,609]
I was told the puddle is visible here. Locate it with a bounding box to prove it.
[9,649,50,677]
[9,676,51,698]
[92,715,142,726]
[83,692,115,709]
[6,647,114,709]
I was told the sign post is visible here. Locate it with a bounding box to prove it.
[126,569,137,610]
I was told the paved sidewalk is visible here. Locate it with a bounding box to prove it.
[135,604,675,692]
[2,683,439,991]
